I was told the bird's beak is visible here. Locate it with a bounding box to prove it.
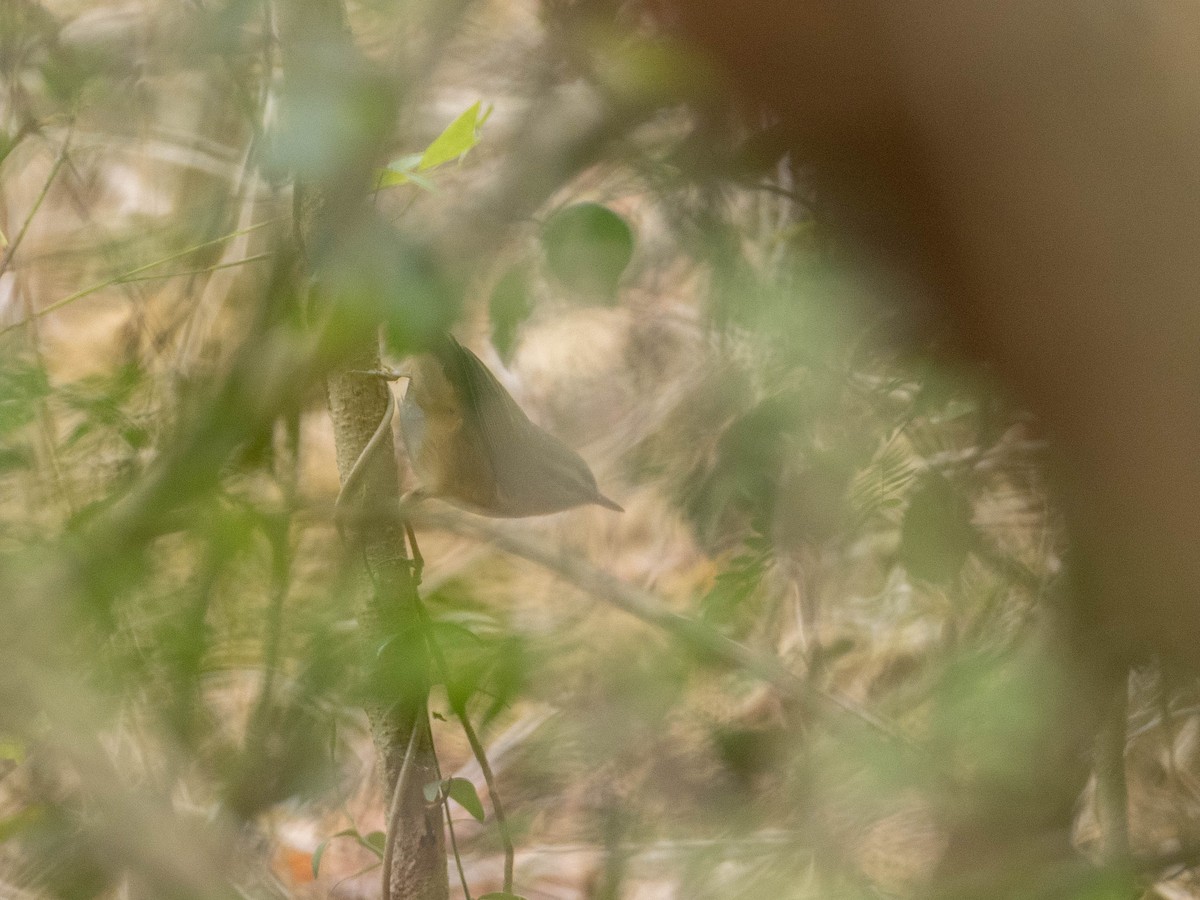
[593,493,624,512]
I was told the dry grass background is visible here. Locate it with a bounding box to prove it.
[4,1,1200,899]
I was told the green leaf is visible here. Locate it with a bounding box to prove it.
[419,100,490,171]
[900,472,976,585]
[541,202,634,303]
[311,830,349,877]
[387,152,424,173]
[363,831,386,854]
[311,840,329,878]
[0,806,44,842]
[424,777,487,821]
[377,99,491,188]
[319,225,458,357]
[377,153,437,191]
[479,893,528,899]
[445,777,486,822]
[428,619,487,646]
[0,448,27,475]
[594,35,713,107]
[489,264,534,363]
[312,827,384,877]
[0,365,51,436]
[377,169,410,187]
[270,55,398,183]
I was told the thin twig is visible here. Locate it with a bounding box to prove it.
[427,715,474,900]
[407,505,912,747]
[112,253,273,283]
[461,703,515,893]
[0,129,72,282]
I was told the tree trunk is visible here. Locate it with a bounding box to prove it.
[327,360,448,900]
[279,0,448,896]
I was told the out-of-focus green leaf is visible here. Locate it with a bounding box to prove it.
[479,893,528,900]
[900,472,976,585]
[541,202,634,303]
[0,806,44,842]
[419,100,491,171]
[0,365,50,435]
[0,446,30,473]
[59,366,147,451]
[478,636,528,729]
[421,601,528,716]
[684,390,805,543]
[377,100,490,189]
[378,153,437,191]
[389,152,423,172]
[591,28,718,110]
[699,548,767,628]
[1065,871,1140,899]
[363,831,386,853]
[270,51,397,183]
[489,264,534,363]
[317,219,460,357]
[428,619,487,646]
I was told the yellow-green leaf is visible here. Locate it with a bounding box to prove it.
[419,101,490,171]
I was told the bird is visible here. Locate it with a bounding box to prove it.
[398,336,623,517]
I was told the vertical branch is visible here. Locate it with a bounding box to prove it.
[277,0,447,897]
[326,366,446,900]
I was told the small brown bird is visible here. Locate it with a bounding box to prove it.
[399,336,623,517]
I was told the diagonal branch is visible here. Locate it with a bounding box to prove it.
[407,505,912,747]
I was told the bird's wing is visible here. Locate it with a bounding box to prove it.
[441,337,536,460]
[439,337,620,514]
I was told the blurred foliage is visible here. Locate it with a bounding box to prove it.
[0,1,1187,900]
[540,201,634,303]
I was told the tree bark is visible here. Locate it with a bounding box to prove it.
[279,0,448,896]
[327,361,448,900]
